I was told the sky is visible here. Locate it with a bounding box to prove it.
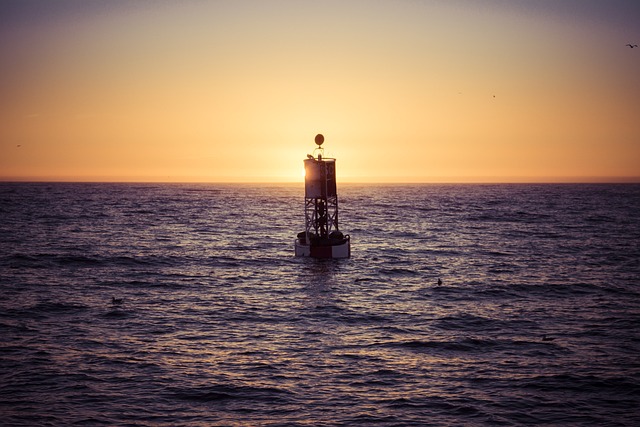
[1,0,639,183]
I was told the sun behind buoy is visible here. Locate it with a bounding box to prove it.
[315,134,324,146]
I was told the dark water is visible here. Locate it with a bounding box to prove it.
[1,182,639,426]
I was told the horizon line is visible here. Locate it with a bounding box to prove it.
[2,177,640,185]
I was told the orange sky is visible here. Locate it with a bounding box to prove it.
[1,0,639,183]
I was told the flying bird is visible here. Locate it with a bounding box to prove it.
[626,43,638,48]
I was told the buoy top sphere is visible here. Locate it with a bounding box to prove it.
[315,134,324,146]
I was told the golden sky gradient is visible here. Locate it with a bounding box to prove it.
[1,0,639,182]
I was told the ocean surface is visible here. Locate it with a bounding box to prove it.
[1,182,639,426]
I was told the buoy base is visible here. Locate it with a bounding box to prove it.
[294,236,350,259]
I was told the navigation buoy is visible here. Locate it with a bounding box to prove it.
[294,134,350,258]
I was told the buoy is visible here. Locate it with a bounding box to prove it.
[294,134,350,258]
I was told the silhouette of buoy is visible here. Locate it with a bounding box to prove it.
[112,297,124,305]
[315,134,324,146]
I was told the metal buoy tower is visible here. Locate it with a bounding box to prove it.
[294,134,350,258]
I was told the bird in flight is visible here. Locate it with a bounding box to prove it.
[626,43,638,48]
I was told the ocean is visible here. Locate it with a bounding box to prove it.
[1,182,639,426]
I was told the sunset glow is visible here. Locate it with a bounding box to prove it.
[1,0,639,183]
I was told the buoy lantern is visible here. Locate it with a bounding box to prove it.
[294,134,350,258]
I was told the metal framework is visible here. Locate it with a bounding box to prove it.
[304,193,339,239]
[303,155,340,243]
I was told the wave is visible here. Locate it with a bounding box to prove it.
[166,383,295,403]
[1,301,90,320]
[519,373,640,396]
[434,313,538,332]
[1,253,194,269]
[379,336,564,355]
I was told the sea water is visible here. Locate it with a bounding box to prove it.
[1,183,639,426]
